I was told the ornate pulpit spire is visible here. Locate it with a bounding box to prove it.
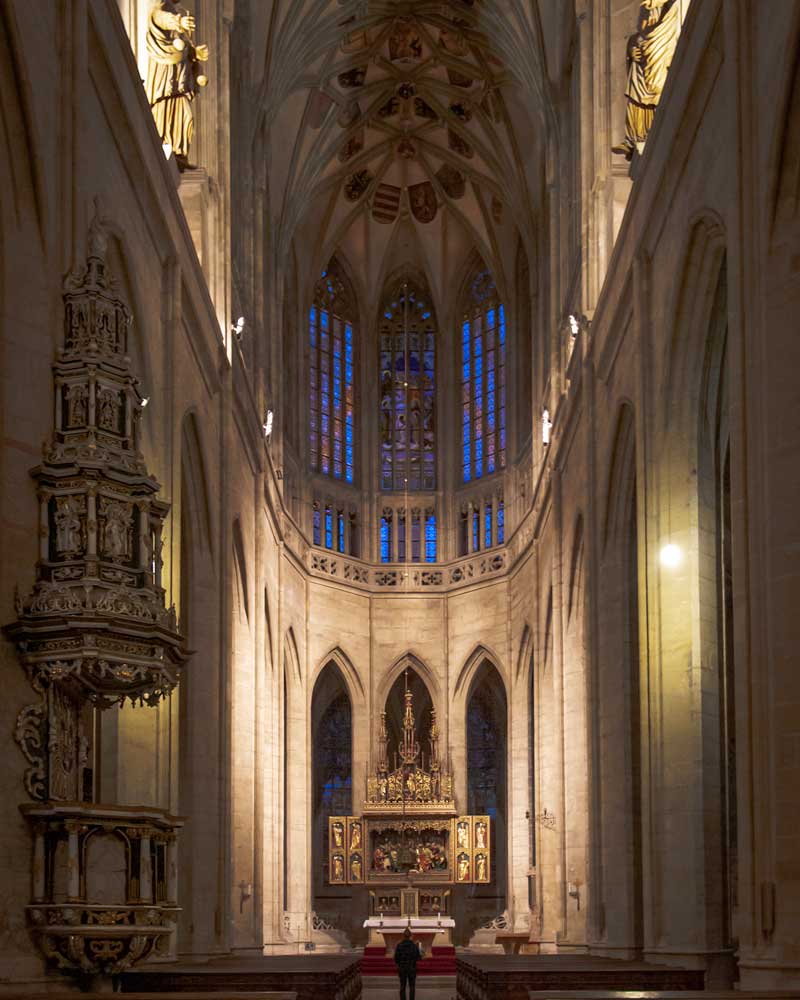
[2,211,187,985]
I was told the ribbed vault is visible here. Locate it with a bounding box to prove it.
[255,0,549,305]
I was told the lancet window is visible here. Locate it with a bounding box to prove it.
[379,278,436,492]
[313,496,358,557]
[310,263,355,483]
[461,268,506,482]
[458,491,505,557]
[379,504,436,564]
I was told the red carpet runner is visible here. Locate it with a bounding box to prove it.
[361,945,456,976]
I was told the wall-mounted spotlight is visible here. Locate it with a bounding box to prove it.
[660,542,682,569]
[568,314,581,339]
[263,409,274,439]
[232,316,245,341]
[542,408,552,446]
[141,396,150,408]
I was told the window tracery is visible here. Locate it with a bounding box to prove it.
[310,263,355,483]
[461,268,506,483]
[379,278,436,492]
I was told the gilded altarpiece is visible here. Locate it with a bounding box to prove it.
[327,681,491,901]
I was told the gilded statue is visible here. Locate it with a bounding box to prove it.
[476,853,488,882]
[475,820,487,849]
[350,854,362,881]
[145,2,209,169]
[331,821,344,848]
[350,822,362,850]
[457,821,469,849]
[612,0,680,160]
[332,854,344,881]
[457,853,470,882]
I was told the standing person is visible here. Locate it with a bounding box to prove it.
[394,927,422,1000]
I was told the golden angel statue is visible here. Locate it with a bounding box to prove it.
[145,2,209,168]
[613,0,680,160]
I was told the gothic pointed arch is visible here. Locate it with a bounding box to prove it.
[454,643,508,701]
[567,515,585,624]
[311,658,353,920]
[516,624,534,682]
[181,411,214,562]
[603,402,636,551]
[232,518,250,625]
[283,626,301,686]
[461,656,508,938]
[313,645,365,705]
[662,212,726,431]
[378,651,441,715]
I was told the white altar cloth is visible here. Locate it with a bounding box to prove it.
[363,916,455,953]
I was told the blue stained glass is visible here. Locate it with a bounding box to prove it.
[474,337,482,356]
[425,515,437,562]
[475,357,483,377]
[485,506,492,548]
[325,508,333,549]
[313,507,321,546]
[462,320,470,342]
[462,362,470,381]
[476,439,483,460]
[321,311,329,330]
[498,502,505,544]
[346,468,353,484]
[381,517,392,562]
[463,444,470,466]
[487,308,495,328]
[346,425,353,445]
[463,466,471,483]
[472,511,479,552]
[338,513,345,553]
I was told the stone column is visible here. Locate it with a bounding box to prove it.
[139,831,153,903]
[32,824,47,902]
[66,822,81,901]
[166,835,179,905]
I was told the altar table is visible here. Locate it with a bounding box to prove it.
[363,915,455,955]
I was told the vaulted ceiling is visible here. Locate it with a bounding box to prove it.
[253,1,552,313]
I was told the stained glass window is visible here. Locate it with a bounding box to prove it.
[425,510,437,563]
[379,278,436,492]
[310,263,355,483]
[462,269,506,482]
[380,509,393,563]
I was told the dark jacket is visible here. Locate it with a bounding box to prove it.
[394,938,422,971]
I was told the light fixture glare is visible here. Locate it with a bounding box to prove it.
[660,542,682,569]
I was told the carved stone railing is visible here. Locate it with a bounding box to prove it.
[307,546,509,593]
[21,803,182,985]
